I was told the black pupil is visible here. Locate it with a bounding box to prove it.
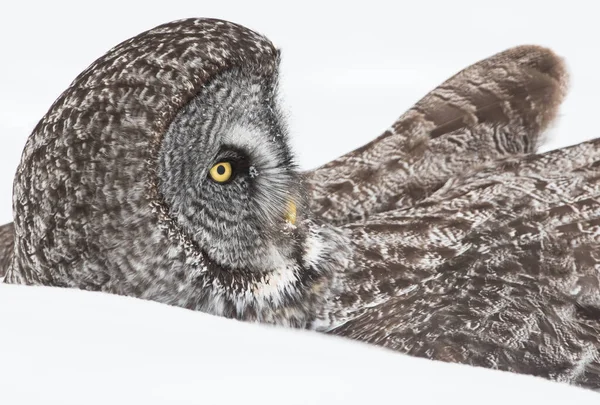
[216,165,226,175]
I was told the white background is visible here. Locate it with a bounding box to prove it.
[1,284,599,404]
[1,2,600,403]
[0,0,598,224]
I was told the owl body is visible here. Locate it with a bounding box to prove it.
[3,18,598,388]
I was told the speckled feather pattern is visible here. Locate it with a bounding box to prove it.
[306,45,568,224]
[326,139,600,388]
[3,18,598,389]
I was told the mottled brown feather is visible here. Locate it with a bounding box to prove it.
[307,45,568,224]
[326,138,600,388]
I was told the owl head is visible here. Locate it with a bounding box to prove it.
[7,18,349,326]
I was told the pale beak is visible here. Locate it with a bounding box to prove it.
[285,201,297,225]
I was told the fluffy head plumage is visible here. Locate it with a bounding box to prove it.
[5,18,348,326]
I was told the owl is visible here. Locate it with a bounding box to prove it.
[0,20,566,278]
[3,18,595,388]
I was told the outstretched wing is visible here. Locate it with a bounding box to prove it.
[307,45,568,225]
[328,137,600,388]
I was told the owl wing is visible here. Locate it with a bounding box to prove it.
[330,247,600,388]
[334,138,600,298]
[329,137,600,387]
[307,45,568,225]
[331,210,600,388]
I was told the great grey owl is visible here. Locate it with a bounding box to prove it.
[0,20,566,275]
[3,19,594,388]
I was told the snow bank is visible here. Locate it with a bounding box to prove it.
[0,284,597,404]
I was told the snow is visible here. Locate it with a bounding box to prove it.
[1,1,600,403]
[1,283,598,404]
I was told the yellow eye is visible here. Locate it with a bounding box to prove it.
[209,162,233,183]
